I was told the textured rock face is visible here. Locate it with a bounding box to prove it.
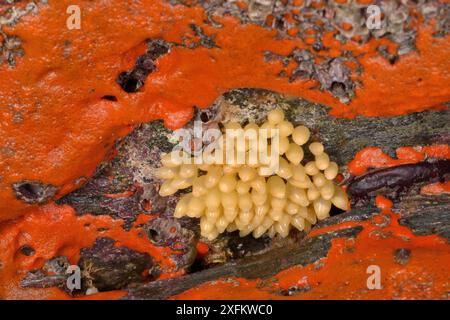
[0,0,449,300]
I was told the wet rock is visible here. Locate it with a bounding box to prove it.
[12,180,58,204]
[78,237,153,291]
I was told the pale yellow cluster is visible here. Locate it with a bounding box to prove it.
[156,108,348,240]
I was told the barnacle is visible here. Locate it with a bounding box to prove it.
[157,108,348,240]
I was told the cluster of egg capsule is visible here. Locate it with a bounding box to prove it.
[156,108,348,240]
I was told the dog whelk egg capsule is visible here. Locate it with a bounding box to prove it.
[278,136,290,155]
[315,153,330,170]
[309,142,324,156]
[155,167,177,180]
[267,176,286,198]
[238,193,253,211]
[193,176,208,197]
[159,180,177,196]
[238,166,257,182]
[292,125,310,145]
[157,107,348,240]
[179,164,197,178]
[277,120,294,137]
[268,108,285,124]
[285,143,304,165]
[236,180,251,194]
[324,161,339,180]
[219,173,237,193]
[304,161,319,176]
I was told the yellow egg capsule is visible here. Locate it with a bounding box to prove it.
[200,217,215,233]
[315,153,330,171]
[159,180,177,197]
[331,186,349,211]
[305,206,318,224]
[244,122,260,132]
[291,164,307,180]
[288,177,313,189]
[251,189,267,206]
[174,194,192,218]
[239,210,254,224]
[254,203,270,217]
[324,162,339,180]
[288,185,309,207]
[304,161,319,176]
[205,207,221,221]
[205,229,219,241]
[267,176,286,198]
[204,167,222,188]
[285,143,304,165]
[222,165,238,174]
[309,142,324,156]
[286,201,300,215]
[251,176,267,193]
[187,196,205,216]
[260,122,277,139]
[250,213,265,228]
[275,215,291,237]
[160,152,179,168]
[216,217,229,233]
[277,136,290,155]
[223,207,239,222]
[320,180,335,200]
[268,108,285,124]
[313,198,331,220]
[205,188,222,209]
[239,226,254,237]
[238,166,257,182]
[218,173,237,193]
[269,209,283,221]
[171,178,192,191]
[312,173,327,188]
[291,215,307,231]
[276,157,293,179]
[277,120,294,137]
[221,190,238,208]
[155,167,177,180]
[236,180,251,194]
[271,196,287,210]
[192,176,208,197]
[292,125,310,146]
[307,185,320,201]
[226,222,238,232]
[179,164,197,179]
[238,193,253,211]
[197,163,211,171]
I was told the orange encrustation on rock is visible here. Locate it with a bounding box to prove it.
[171,196,450,300]
[0,204,178,299]
[0,0,449,222]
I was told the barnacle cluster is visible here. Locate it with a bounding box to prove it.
[156,108,348,240]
